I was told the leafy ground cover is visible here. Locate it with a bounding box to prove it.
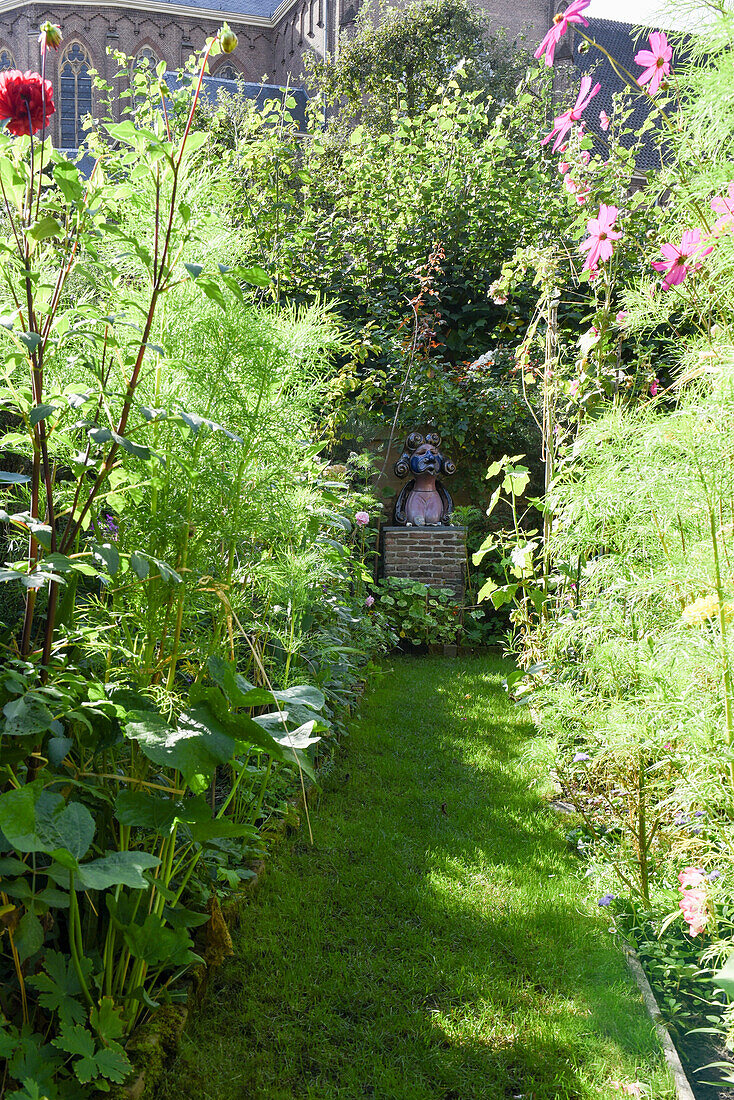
[158,656,673,1100]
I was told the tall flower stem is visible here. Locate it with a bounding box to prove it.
[709,508,734,792]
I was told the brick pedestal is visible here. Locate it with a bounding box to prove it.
[382,526,466,597]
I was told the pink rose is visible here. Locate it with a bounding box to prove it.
[354,511,369,527]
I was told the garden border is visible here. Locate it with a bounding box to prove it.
[110,691,364,1100]
[623,945,696,1100]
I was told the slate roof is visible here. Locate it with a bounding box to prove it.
[178,0,279,19]
[164,72,309,124]
[165,70,308,119]
[572,17,685,174]
[67,74,309,166]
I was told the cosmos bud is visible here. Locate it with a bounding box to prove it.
[220,25,237,53]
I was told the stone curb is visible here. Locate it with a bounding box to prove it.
[623,945,697,1100]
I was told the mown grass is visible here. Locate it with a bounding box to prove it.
[157,655,674,1100]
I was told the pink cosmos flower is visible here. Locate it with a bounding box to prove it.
[542,76,601,153]
[563,175,578,194]
[558,160,571,174]
[652,229,713,290]
[711,182,734,233]
[616,310,628,324]
[599,110,610,131]
[354,511,369,526]
[635,31,673,95]
[580,150,591,165]
[679,866,706,888]
[649,378,661,396]
[575,186,590,205]
[534,0,590,67]
[579,204,622,272]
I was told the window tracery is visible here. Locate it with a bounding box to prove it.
[60,42,92,147]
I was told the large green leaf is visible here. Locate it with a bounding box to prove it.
[0,787,95,859]
[271,720,321,750]
[14,911,43,963]
[114,790,179,832]
[206,656,325,713]
[2,694,55,738]
[122,912,197,966]
[125,705,236,792]
[271,684,326,711]
[76,850,160,890]
[712,954,734,1000]
[189,680,287,759]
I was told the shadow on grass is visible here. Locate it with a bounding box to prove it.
[157,656,672,1100]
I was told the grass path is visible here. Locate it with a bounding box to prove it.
[158,656,674,1100]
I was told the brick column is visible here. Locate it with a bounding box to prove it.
[381,526,466,598]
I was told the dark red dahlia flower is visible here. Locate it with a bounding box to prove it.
[0,70,55,137]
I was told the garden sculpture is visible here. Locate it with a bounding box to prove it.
[393,431,456,526]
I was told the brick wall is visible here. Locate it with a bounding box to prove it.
[0,4,275,148]
[382,526,466,597]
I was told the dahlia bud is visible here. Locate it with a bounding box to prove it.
[38,22,62,54]
[220,25,237,53]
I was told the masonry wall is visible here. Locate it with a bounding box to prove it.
[382,526,466,597]
[0,3,275,148]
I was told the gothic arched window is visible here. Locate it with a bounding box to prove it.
[215,62,239,80]
[0,48,14,71]
[135,46,160,71]
[131,46,162,111]
[60,42,92,147]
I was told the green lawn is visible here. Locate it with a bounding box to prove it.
[157,656,674,1100]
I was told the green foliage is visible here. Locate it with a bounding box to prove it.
[202,59,560,478]
[374,576,466,646]
[307,0,528,133]
[0,29,393,1099]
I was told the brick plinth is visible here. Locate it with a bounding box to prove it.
[382,526,466,598]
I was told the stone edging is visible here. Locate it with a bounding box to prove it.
[623,945,697,1100]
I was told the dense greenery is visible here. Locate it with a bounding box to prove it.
[472,4,734,1085]
[306,0,527,132]
[205,46,561,491]
[0,31,394,1099]
[5,0,734,1091]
